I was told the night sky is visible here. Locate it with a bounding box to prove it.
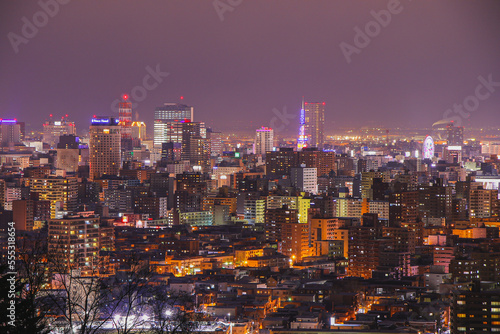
[1,1,500,135]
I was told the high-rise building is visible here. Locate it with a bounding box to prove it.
[254,127,273,155]
[304,102,325,150]
[298,148,336,176]
[29,176,78,218]
[265,148,298,178]
[118,95,133,139]
[447,123,464,146]
[207,129,223,157]
[181,122,209,170]
[291,166,318,194]
[265,205,298,243]
[42,116,76,147]
[451,288,500,334]
[469,188,499,218]
[48,215,100,269]
[154,103,194,147]
[89,117,121,180]
[0,119,22,147]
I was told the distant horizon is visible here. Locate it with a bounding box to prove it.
[2,1,500,134]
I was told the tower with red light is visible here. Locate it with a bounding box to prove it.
[118,94,133,139]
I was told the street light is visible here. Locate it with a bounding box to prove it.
[227,313,232,334]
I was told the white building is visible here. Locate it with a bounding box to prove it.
[291,166,318,194]
[254,127,274,155]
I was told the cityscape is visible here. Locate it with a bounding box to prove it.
[1,1,500,334]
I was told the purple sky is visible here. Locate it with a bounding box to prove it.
[1,0,500,135]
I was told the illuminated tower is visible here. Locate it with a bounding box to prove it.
[304,101,325,150]
[89,117,121,180]
[118,94,133,139]
[297,98,307,151]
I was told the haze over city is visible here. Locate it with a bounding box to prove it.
[1,1,500,134]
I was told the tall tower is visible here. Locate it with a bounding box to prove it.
[89,117,121,180]
[118,94,133,139]
[254,127,274,155]
[304,101,325,150]
[297,98,307,151]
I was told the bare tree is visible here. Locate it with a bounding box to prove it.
[148,287,208,334]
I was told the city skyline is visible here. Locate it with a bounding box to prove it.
[2,2,500,333]
[1,1,500,133]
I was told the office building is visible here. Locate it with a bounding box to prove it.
[0,119,22,147]
[254,127,274,155]
[181,122,209,170]
[153,103,194,147]
[89,117,121,180]
[42,116,76,147]
[208,129,223,157]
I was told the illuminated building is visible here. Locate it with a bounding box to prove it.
[89,117,121,180]
[265,205,298,243]
[244,197,266,224]
[134,195,168,219]
[203,197,237,214]
[118,94,132,138]
[348,214,383,279]
[154,103,194,147]
[361,171,386,200]
[469,188,499,218]
[254,127,274,155]
[304,101,325,150]
[131,121,147,140]
[178,211,213,226]
[42,116,76,147]
[12,196,50,231]
[29,176,78,218]
[297,98,307,150]
[208,129,223,157]
[265,148,298,178]
[0,119,22,147]
[443,145,462,164]
[280,222,309,262]
[234,248,264,267]
[181,122,209,170]
[451,288,500,334]
[298,148,336,177]
[48,215,100,269]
